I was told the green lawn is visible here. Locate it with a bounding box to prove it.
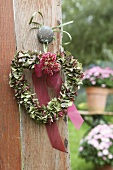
[68,120,95,170]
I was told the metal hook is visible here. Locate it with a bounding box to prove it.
[37,26,54,44]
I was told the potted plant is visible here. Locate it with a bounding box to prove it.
[79,124,113,170]
[83,66,113,112]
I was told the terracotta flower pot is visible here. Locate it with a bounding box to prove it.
[97,165,113,170]
[108,89,113,94]
[86,87,109,112]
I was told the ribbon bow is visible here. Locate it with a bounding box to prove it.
[32,63,83,152]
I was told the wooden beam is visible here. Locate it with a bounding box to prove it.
[13,0,70,169]
[0,0,21,169]
[79,110,113,115]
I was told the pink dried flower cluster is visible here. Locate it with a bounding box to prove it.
[39,52,61,76]
[79,124,113,166]
[83,66,113,88]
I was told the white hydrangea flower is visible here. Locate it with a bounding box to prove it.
[108,154,113,159]
[98,152,103,157]
[79,146,83,152]
[102,149,109,155]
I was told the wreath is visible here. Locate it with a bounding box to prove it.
[9,50,83,124]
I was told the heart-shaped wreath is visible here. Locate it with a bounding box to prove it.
[9,51,83,124]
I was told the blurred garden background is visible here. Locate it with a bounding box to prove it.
[62,0,113,169]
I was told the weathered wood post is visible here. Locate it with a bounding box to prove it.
[0,0,70,169]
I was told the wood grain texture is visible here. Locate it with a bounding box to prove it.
[0,0,21,169]
[80,110,113,115]
[13,0,70,169]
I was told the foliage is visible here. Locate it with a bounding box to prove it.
[79,124,113,167]
[83,66,113,88]
[77,102,88,111]
[62,0,113,66]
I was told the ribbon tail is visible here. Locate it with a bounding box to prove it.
[32,72,66,152]
[68,103,84,129]
[46,122,67,153]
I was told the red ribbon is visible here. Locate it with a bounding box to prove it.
[46,122,67,152]
[32,63,84,152]
[32,66,66,152]
[68,103,84,129]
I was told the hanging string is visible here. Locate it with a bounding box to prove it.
[43,42,48,53]
[29,11,44,26]
[22,11,73,51]
[53,30,72,46]
[52,21,73,29]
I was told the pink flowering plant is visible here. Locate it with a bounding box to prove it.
[83,66,113,88]
[79,124,113,166]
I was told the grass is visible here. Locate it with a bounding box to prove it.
[68,120,95,170]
